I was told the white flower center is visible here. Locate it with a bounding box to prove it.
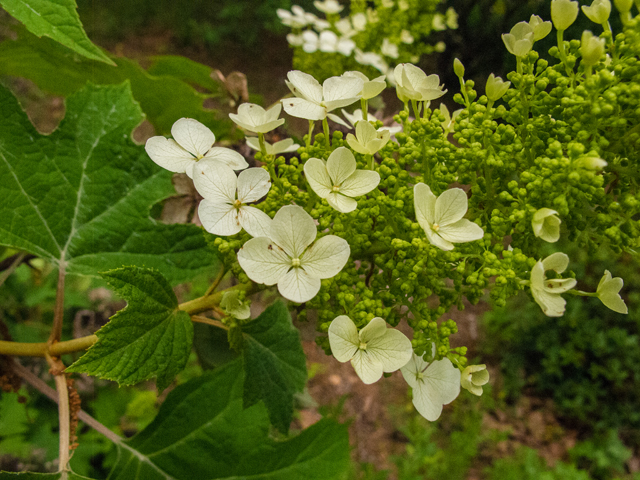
[291,258,301,268]
[332,185,340,193]
[358,341,368,350]
[432,223,440,232]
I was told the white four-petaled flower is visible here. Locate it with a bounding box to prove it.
[229,103,284,134]
[282,71,364,121]
[342,71,387,100]
[414,183,484,251]
[460,365,490,396]
[346,120,390,155]
[394,64,447,103]
[237,205,350,303]
[192,161,272,238]
[532,208,561,243]
[596,270,628,314]
[400,353,461,421]
[145,118,248,178]
[328,316,413,384]
[530,252,577,317]
[304,147,380,213]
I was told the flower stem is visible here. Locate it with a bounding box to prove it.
[306,121,315,147]
[258,132,268,157]
[360,98,368,116]
[322,117,331,148]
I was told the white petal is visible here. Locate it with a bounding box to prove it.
[437,219,484,244]
[356,120,378,145]
[358,317,388,342]
[145,137,194,174]
[270,205,317,258]
[301,235,350,279]
[351,350,384,384]
[304,158,332,198]
[271,138,300,154]
[323,96,362,112]
[346,134,368,155]
[532,287,567,317]
[171,118,215,157]
[400,354,427,389]
[282,97,327,121]
[326,147,356,185]
[328,315,360,362]
[366,328,413,372]
[543,277,577,293]
[265,103,283,122]
[425,228,454,251]
[339,170,380,197]
[192,160,237,203]
[238,206,272,238]
[203,147,249,170]
[411,358,461,421]
[434,188,469,226]
[326,193,358,213]
[542,252,569,273]
[237,237,291,285]
[414,183,436,228]
[278,267,321,303]
[327,113,350,128]
[245,137,261,151]
[287,71,323,103]
[237,168,271,203]
[198,199,241,236]
[322,76,364,104]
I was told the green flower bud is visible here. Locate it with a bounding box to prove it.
[613,0,632,12]
[551,0,579,30]
[485,74,511,102]
[581,30,606,66]
[582,0,611,24]
[453,58,465,78]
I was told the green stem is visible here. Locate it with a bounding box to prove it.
[306,121,315,147]
[458,76,470,108]
[365,154,375,170]
[568,289,598,297]
[322,117,331,148]
[360,98,368,116]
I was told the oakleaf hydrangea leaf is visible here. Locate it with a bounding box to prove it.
[0,82,219,284]
[0,0,114,65]
[107,361,349,480]
[242,301,307,433]
[66,266,193,392]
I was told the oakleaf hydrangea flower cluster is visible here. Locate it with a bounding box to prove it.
[145,1,639,420]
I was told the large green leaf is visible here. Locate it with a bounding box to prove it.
[242,301,308,434]
[0,27,231,136]
[0,82,219,284]
[66,267,193,392]
[107,361,350,480]
[147,55,222,94]
[0,0,114,65]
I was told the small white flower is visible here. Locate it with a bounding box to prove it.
[485,74,511,102]
[432,13,446,31]
[286,33,304,46]
[341,109,402,135]
[381,38,399,59]
[398,0,409,10]
[336,17,356,37]
[551,0,579,30]
[596,270,628,314]
[352,12,367,31]
[445,7,459,29]
[400,29,414,44]
[305,147,380,213]
[277,6,313,28]
[343,71,387,100]
[582,0,611,24]
[282,70,364,121]
[314,0,344,14]
[581,31,606,66]
[237,205,350,303]
[528,15,552,41]
[532,208,561,243]
[328,316,413,384]
[312,17,331,31]
[530,252,577,317]
[192,161,271,237]
[439,104,462,136]
[394,64,447,102]
[354,49,389,74]
[246,137,300,155]
[229,103,284,134]
[145,118,248,178]
[414,183,484,251]
[346,120,390,155]
[502,22,534,57]
[220,290,251,320]
[401,353,461,421]
[460,365,489,396]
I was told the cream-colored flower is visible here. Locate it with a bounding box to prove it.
[551,0,579,30]
[581,31,606,66]
[502,22,534,57]
[314,0,344,14]
[582,0,612,24]
[532,208,561,243]
[381,38,399,59]
[245,137,300,155]
[220,290,250,320]
[394,64,446,103]
[530,252,577,317]
[341,109,402,135]
[528,15,552,41]
[145,118,247,178]
[439,104,462,136]
[414,183,484,251]
[342,71,387,100]
[304,147,380,213]
[401,353,461,421]
[486,74,511,102]
[229,103,284,134]
[346,120,390,155]
[328,316,413,384]
[460,365,489,396]
[596,270,628,314]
